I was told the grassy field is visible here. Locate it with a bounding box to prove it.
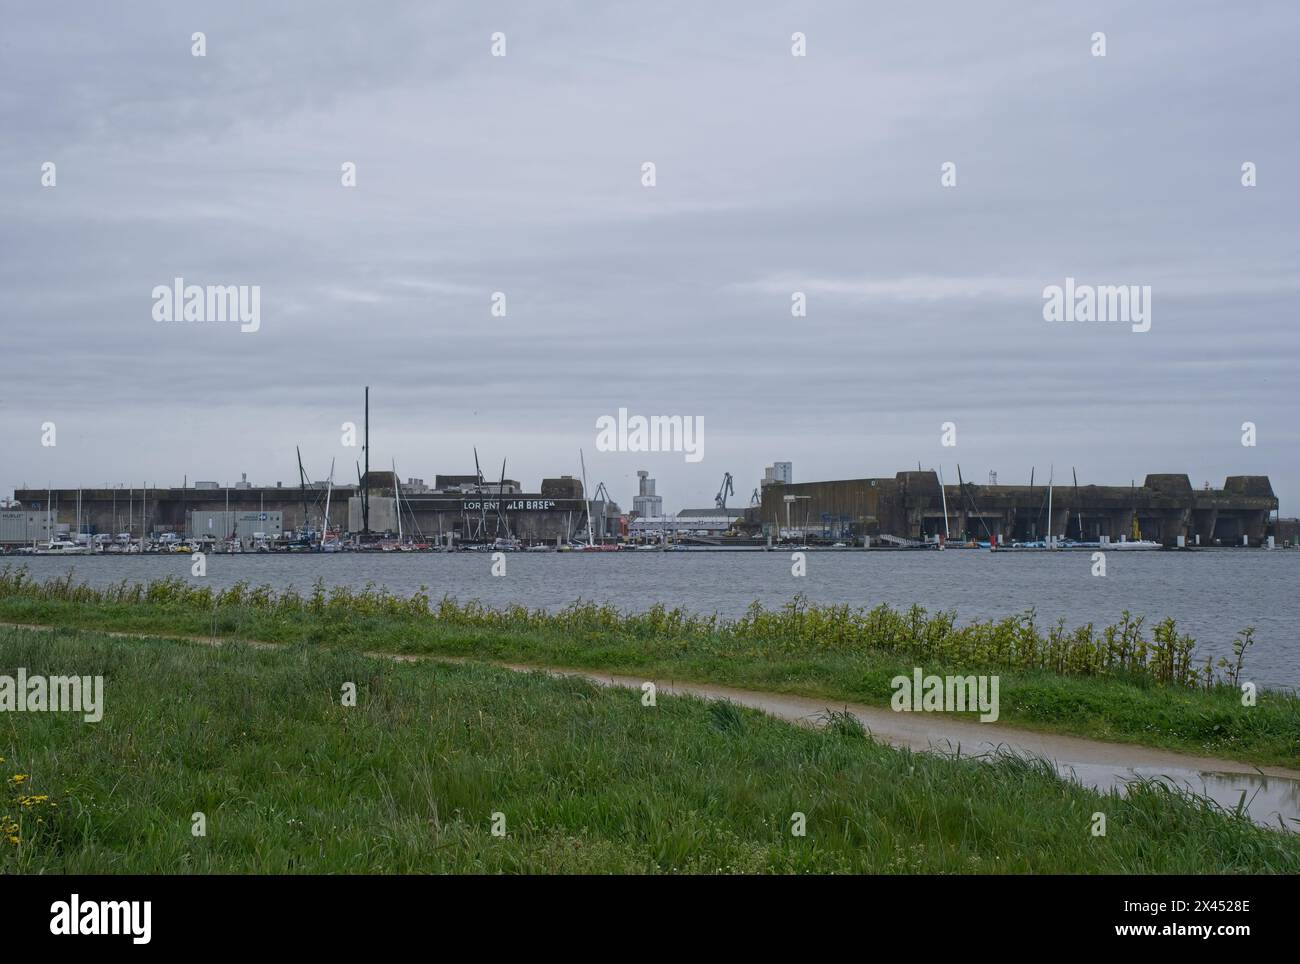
[2,624,1298,874]
[1,569,1297,767]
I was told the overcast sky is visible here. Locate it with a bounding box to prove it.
[2,1,1296,512]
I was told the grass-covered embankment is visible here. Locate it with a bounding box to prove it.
[2,624,1298,873]
[1,567,1297,767]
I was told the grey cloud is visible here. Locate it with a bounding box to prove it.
[0,1,1295,510]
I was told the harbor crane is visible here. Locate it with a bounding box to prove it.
[594,481,615,542]
[714,472,735,511]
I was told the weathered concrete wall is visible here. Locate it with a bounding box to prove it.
[760,472,1279,545]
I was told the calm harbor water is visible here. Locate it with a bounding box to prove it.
[6,549,1298,688]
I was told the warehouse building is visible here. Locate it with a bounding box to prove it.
[12,473,620,545]
[11,482,347,542]
[0,510,59,546]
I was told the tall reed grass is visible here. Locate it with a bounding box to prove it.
[0,566,1249,689]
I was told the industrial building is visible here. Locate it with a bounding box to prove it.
[7,483,335,545]
[761,461,793,489]
[629,509,743,538]
[350,478,619,543]
[336,471,620,543]
[0,509,60,545]
[5,467,1284,549]
[631,470,662,518]
[625,470,746,538]
[8,472,620,546]
[755,471,1281,546]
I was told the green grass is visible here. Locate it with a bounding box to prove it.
[0,569,1296,768]
[2,625,1297,874]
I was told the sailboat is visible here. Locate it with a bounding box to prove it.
[390,459,430,550]
[321,459,346,552]
[577,449,616,550]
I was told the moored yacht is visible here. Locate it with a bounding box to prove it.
[34,540,92,555]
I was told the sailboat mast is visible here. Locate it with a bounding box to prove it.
[297,447,309,540]
[322,458,335,548]
[473,447,486,541]
[938,467,950,543]
[1047,465,1054,549]
[1073,467,1083,540]
[1027,467,1035,540]
[579,449,594,547]
[392,459,402,541]
[497,458,510,540]
[362,386,370,535]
